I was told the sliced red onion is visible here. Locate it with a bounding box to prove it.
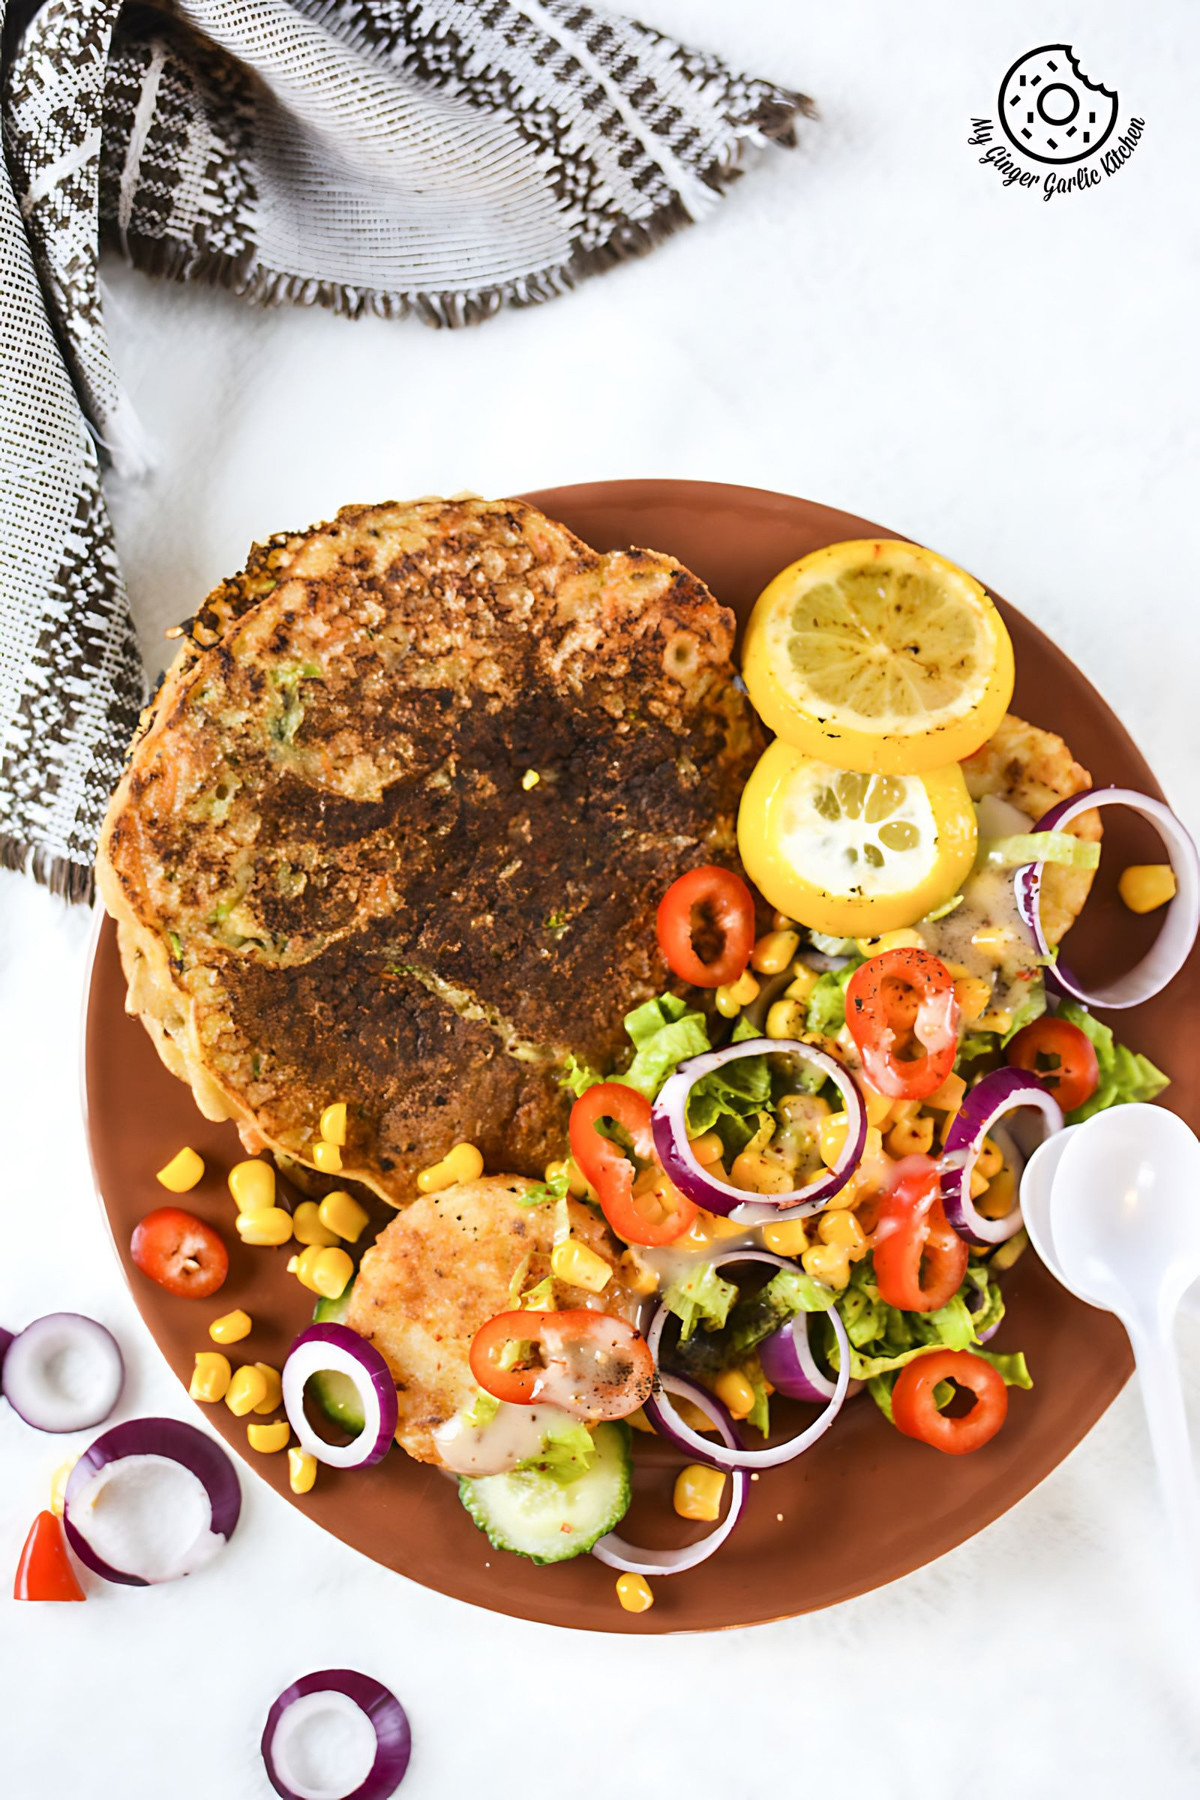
[63,1417,240,1586]
[262,1670,411,1800]
[591,1374,748,1576]
[1014,788,1199,1008]
[1,1313,124,1433]
[965,1283,1002,1345]
[283,1323,398,1469]
[940,1067,1063,1247]
[651,1037,866,1224]
[0,1326,13,1387]
[644,1252,850,1470]
[759,1312,840,1403]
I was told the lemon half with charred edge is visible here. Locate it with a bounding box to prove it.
[737,741,978,937]
[742,540,1014,774]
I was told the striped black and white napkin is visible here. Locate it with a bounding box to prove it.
[0,0,809,902]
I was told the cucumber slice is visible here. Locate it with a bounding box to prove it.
[309,1283,363,1432]
[458,1423,632,1564]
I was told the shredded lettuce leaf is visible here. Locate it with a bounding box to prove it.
[1056,1000,1169,1122]
[745,1355,771,1437]
[663,1263,738,1342]
[516,1164,570,1208]
[731,1014,762,1043]
[1001,976,1047,1043]
[513,1417,597,1485]
[807,932,858,956]
[616,993,711,1099]
[463,1388,500,1429]
[666,1264,835,1382]
[805,957,864,1037]
[560,1054,601,1098]
[980,832,1102,871]
[686,1051,771,1135]
[828,1259,1019,1385]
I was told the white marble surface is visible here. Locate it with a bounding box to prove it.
[3,2,1200,1795]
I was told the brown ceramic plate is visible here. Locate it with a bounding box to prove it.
[84,480,1197,1634]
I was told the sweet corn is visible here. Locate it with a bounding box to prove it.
[688,1131,725,1167]
[674,1464,727,1522]
[714,969,759,1018]
[616,1573,655,1613]
[771,910,796,931]
[312,1138,343,1174]
[976,1136,1004,1179]
[225,1364,269,1416]
[766,998,808,1041]
[247,1420,291,1454]
[156,1146,204,1193]
[521,768,540,791]
[976,1009,1013,1036]
[190,1351,232,1404]
[417,1141,484,1193]
[288,1245,326,1293]
[970,1166,990,1201]
[751,929,800,975]
[49,1459,76,1517]
[801,1242,852,1289]
[293,1200,339,1247]
[970,926,1017,963]
[550,1237,612,1293]
[319,1101,347,1146]
[854,928,924,956]
[209,1308,252,1345]
[818,1211,867,1258]
[862,1086,893,1129]
[288,1447,318,1494]
[977,1163,1017,1220]
[954,975,993,1024]
[252,1363,283,1414]
[236,1206,293,1247]
[541,1157,589,1198]
[228,1158,276,1213]
[729,1149,794,1195]
[626,1407,654,1434]
[1119,863,1176,914]
[762,1216,812,1257]
[886,1112,935,1158]
[318,1190,370,1244]
[784,963,818,1004]
[941,959,973,980]
[818,1111,851,1169]
[925,1073,966,1113]
[713,1368,756,1420]
[310,1246,354,1300]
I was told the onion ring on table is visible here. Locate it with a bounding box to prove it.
[1,1313,124,1433]
[262,1669,412,1800]
[940,1067,1063,1247]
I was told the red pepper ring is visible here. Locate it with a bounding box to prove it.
[569,1082,698,1246]
[845,946,961,1101]
[873,1155,969,1313]
[891,1349,1009,1455]
[656,865,756,989]
[468,1309,655,1421]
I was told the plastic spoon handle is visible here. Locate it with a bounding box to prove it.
[1126,1313,1200,1608]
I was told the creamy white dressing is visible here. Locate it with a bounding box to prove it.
[432,1401,576,1477]
[922,796,1042,1012]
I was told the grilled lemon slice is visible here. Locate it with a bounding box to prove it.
[742,540,1014,774]
[737,741,978,936]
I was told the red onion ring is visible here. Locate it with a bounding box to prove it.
[283,1323,398,1469]
[1,1312,124,1433]
[63,1416,241,1586]
[651,1037,866,1224]
[644,1250,850,1469]
[940,1067,1063,1246]
[262,1670,411,1800]
[591,1374,748,1575]
[759,1311,841,1402]
[1014,787,1199,1008]
[966,1283,1002,1345]
[0,1325,15,1388]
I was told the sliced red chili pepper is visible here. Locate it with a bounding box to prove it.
[469,1309,655,1421]
[656,865,756,989]
[568,1082,697,1246]
[891,1349,1008,1454]
[130,1206,229,1299]
[13,1511,85,1602]
[845,947,960,1101]
[873,1156,968,1313]
[1005,1015,1099,1114]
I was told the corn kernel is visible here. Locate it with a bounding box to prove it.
[714,969,759,1017]
[225,1364,269,1416]
[801,1242,852,1289]
[674,1463,727,1522]
[616,1573,655,1613]
[541,1157,589,1198]
[288,1447,318,1494]
[318,1189,370,1244]
[236,1206,293,1247]
[312,1138,343,1174]
[416,1141,484,1193]
[762,1216,811,1256]
[627,1407,654,1434]
[713,1368,756,1420]
[976,1009,1013,1036]
[977,1162,1017,1220]
[766,998,808,1041]
[976,1136,1004,1179]
[293,1200,339,1247]
[190,1351,232,1404]
[886,1112,935,1158]
[855,928,924,956]
[319,1101,347,1146]
[209,1308,252,1345]
[550,1237,612,1293]
[1119,863,1176,915]
[970,1166,990,1201]
[247,1420,291,1454]
[156,1147,204,1193]
[925,1073,967,1114]
[252,1363,283,1414]
[729,1149,794,1195]
[288,1244,326,1293]
[49,1458,76,1517]
[818,1111,850,1169]
[688,1131,725,1167]
[970,926,1016,963]
[818,1211,867,1257]
[751,929,800,975]
[228,1158,276,1213]
[311,1246,354,1300]
[771,910,796,931]
[783,964,818,1004]
[521,768,540,791]
[862,1086,893,1129]
[954,975,993,1024]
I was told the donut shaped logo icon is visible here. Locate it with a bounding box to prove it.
[998,45,1118,164]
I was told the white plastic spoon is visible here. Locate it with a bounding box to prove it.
[1045,1104,1200,1599]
